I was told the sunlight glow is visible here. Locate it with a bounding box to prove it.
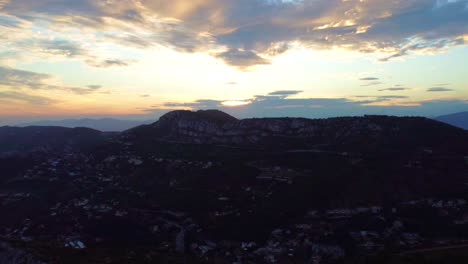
[221,100,252,107]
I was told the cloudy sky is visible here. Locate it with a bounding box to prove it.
[0,0,467,124]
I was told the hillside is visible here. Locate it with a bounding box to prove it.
[0,126,109,155]
[0,110,467,264]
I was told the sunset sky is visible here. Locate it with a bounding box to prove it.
[0,0,467,124]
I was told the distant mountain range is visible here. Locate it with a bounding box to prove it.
[435,111,468,130]
[16,118,151,132]
[0,126,109,155]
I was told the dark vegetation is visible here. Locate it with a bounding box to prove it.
[0,110,467,263]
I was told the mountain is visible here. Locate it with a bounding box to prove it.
[17,118,151,132]
[0,126,109,155]
[115,110,468,203]
[126,110,468,153]
[1,110,468,264]
[435,111,468,130]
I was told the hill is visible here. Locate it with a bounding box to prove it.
[16,118,151,132]
[126,110,468,153]
[435,111,468,130]
[0,126,109,155]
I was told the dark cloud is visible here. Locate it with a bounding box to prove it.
[215,49,269,69]
[86,59,134,68]
[379,87,410,92]
[427,87,454,92]
[140,94,150,98]
[150,96,364,118]
[0,66,49,89]
[269,90,303,96]
[12,38,134,68]
[359,77,382,87]
[3,0,99,17]
[87,85,102,90]
[0,91,56,105]
[378,38,465,62]
[0,66,103,94]
[31,39,86,57]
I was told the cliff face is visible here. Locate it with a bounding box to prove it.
[154,115,318,145]
[127,110,468,152]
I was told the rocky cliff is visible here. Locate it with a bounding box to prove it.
[127,110,468,152]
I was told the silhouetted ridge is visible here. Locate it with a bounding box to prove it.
[126,110,468,153]
[156,110,238,126]
[0,126,108,155]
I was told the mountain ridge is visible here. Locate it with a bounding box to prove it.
[435,111,468,130]
[125,110,468,153]
[0,126,110,155]
[16,118,151,132]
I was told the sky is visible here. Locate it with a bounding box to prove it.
[0,0,467,124]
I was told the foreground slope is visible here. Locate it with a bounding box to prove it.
[0,110,467,264]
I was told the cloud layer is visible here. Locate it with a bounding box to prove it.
[0,66,103,95]
[0,91,56,105]
[1,0,467,68]
[0,66,105,109]
[427,87,454,92]
[146,90,468,119]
